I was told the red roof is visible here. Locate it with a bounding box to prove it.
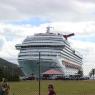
[42,69,63,75]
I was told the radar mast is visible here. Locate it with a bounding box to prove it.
[46,26,52,33]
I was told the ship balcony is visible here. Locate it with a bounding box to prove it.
[18,55,58,61]
[15,44,22,50]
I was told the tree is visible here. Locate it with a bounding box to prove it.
[89,69,95,79]
[0,68,4,81]
[77,70,83,77]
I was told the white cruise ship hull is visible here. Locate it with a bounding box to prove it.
[18,58,63,76]
[18,56,81,77]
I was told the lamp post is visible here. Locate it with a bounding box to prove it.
[38,52,41,95]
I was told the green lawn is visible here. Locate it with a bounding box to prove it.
[9,80,95,95]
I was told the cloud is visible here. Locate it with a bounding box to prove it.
[79,0,95,3]
[0,34,6,49]
[0,0,95,21]
[0,40,18,62]
[51,21,95,35]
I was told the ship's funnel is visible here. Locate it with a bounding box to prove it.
[63,33,75,40]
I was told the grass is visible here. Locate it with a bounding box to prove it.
[9,80,95,95]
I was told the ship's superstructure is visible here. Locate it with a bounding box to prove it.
[16,28,83,77]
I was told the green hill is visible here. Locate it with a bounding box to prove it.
[0,58,24,81]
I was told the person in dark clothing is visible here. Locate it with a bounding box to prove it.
[1,78,10,95]
[48,84,56,95]
[0,78,5,95]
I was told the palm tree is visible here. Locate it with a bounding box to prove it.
[89,69,95,79]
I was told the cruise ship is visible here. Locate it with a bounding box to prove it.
[16,27,83,77]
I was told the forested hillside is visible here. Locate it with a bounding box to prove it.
[0,58,24,81]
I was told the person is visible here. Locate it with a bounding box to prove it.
[48,84,56,95]
[0,78,5,95]
[1,78,10,95]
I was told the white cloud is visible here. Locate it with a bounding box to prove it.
[51,21,95,35]
[0,34,6,49]
[74,1,95,13]
[79,0,95,3]
[0,0,95,21]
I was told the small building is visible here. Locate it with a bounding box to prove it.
[42,69,63,80]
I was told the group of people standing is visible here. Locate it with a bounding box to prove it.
[0,78,56,95]
[0,78,10,95]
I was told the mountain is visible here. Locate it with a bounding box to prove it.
[0,58,24,81]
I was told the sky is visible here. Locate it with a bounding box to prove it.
[0,0,95,75]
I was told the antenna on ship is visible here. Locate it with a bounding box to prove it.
[46,26,52,33]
